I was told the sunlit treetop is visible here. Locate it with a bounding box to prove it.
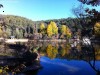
[50,21,58,35]
[40,23,45,30]
[78,0,100,6]
[94,22,100,37]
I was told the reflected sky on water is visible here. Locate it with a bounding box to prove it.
[31,42,100,75]
[38,56,98,75]
[0,41,100,75]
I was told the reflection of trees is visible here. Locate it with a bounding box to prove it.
[94,44,100,60]
[65,44,71,54]
[24,42,100,61]
[88,60,100,75]
[60,46,66,56]
[45,43,71,58]
[25,42,100,74]
[60,44,71,56]
[76,43,81,52]
[83,43,100,75]
[46,44,58,59]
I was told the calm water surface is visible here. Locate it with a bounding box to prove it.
[0,42,100,75]
[39,57,100,75]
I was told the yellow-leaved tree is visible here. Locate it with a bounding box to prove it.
[47,21,58,37]
[61,25,71,38]
[94,22,100,37]
[66,26,72,38]
[40,23,45,34]
[61,25,67,35]
[50,21,58,35]
[47,24,53,37]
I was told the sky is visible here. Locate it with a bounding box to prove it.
[0,0,100,21]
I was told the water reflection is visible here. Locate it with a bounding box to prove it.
[0,43,42,75]
[35,42,100,75]
[34,42,99,61]
[0,41,100,75]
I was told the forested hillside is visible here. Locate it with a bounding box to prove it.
[4,15,35,27]
[0,14,99,39]
[0,15,35,38]
[0,15,71,39]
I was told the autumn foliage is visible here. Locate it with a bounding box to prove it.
[47,21,58,37]
[40,23,46,34]
[60,25,71,38]
[94,22,100,37]
[46,44,58,59]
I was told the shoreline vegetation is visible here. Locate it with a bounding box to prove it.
[0,15,99,42]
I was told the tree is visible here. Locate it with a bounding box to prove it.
[78,0,100,6]
[66,26,72,38]
[72,4,87,29]
[15,28,23,38]
[72,4,93,38]
[60,25,71,38]
[2,15,35,38]
[61,25,67,35]
[47,24,53,37]
[78,0,100,36]
[2,32,8,38]
[40,22,46,34]
[47,21,58,37]
[40,23,45,30]
[0,25,8,38]
[94,22,100,37]
[50,21,58,35]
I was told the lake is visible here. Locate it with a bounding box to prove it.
[0,41,100,75]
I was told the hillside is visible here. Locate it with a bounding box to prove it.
[0,15,84,39]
